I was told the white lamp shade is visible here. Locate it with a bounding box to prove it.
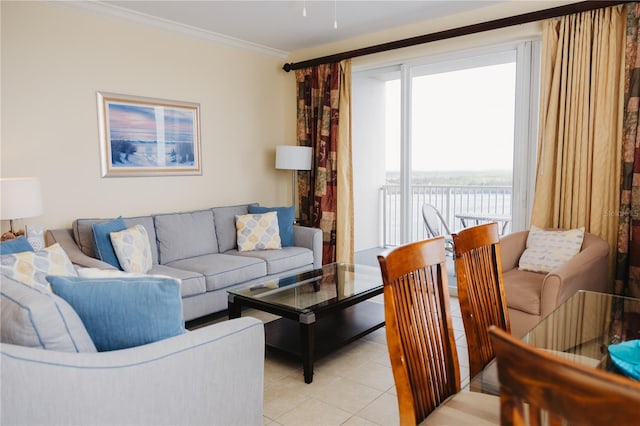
[1,177,43,220]
[275,146,312,170]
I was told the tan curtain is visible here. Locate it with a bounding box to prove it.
[336,60,353,264]
[532,5,626,280]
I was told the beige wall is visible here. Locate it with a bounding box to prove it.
[1,1,296,231]
[1,0,578,234]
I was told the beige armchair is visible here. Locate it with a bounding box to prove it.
[499,230,610,337]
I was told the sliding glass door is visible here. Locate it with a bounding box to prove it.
[352,40,540,251]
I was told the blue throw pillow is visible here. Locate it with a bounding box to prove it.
[92,217,126,269]
[47,275,185,352]
[248,205,295,247]
[0,236,34,255]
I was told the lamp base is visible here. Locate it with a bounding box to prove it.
[1,229,24,242]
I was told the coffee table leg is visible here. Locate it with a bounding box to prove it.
[300,314,316,384]
[228,294,241,319]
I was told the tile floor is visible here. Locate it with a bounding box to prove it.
[242,294,469,426]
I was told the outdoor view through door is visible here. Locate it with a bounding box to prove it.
[352,41,539,259]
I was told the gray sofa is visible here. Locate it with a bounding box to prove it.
[47,204,322,321]
[1,316,265,425]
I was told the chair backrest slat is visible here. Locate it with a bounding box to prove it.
[489,326,640,425]
[378,237,460,425]
[453,222,510,378]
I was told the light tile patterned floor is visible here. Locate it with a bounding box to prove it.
[245,295,469,426]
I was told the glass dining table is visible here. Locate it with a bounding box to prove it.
[469,290,640,395]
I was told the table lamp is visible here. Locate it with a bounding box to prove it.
[1,177,43,241]
[275,145,312,208]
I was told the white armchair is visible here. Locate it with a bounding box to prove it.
[1,317,264,426]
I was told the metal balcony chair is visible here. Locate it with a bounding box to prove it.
[421,203,454,256]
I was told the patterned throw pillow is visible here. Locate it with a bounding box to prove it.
[248,205,295,246]
[235,211,282,252]
[518,226,585,273]
[110,225,153,273]
[0,243,77,291]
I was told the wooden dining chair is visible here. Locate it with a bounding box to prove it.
[489,326,640,425]
[378,237,499,425]
[453,222,510,379]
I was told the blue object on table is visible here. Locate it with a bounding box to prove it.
[608,339,640,380]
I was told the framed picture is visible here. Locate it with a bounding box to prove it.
[97,92,201,177]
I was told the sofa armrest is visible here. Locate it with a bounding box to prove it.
[46,229,116,270]
[293,225,323,268]
[499,230,529,271]
[540,233,610,317]
[1,317,264,426]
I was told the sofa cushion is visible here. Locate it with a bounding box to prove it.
[229,246,314,275]
[166,253,266,291]
[155,210,218,264]
[519,226,585,273]
[0,243,77,291]
[91,217,127,269]
[110,225,153,273]
[212,204,257,252]
[76,266,205,299]
[248,205,295,247]
[1,275,97,352]
[235,212,282,252]
[0,237,34,255]
[47,275,185,352]
[74,216,159,265]
[148,264,207,298]
[502,268,544,315]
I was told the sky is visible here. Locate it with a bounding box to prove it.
[108,103,195,143]
[385,62,516,172]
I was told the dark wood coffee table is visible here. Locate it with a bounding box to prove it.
[227,262,384,383]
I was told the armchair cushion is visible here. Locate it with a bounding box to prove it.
[502,268,545,315]
[518,226,585,273]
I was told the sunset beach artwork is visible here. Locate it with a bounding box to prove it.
[97,92,201,177]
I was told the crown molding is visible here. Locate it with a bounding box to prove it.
[64,1,290,59]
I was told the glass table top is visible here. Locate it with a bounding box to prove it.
[470,290,640,393]
[227,262,383,313]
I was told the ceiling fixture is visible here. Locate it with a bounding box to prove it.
[302,0,306,17]
[334,0,338,29]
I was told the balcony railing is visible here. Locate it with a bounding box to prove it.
[382,184,512,247]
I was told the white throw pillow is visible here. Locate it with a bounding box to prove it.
[518,226,585,273]
[110,225,153,273]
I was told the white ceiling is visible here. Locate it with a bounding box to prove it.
[80,1,502,56]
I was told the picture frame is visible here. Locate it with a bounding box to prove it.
[97,92,201,177]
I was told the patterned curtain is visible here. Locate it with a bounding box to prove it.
[295,62,344,264]
[617,3,640,298]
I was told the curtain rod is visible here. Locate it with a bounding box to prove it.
[282,1,629,72]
